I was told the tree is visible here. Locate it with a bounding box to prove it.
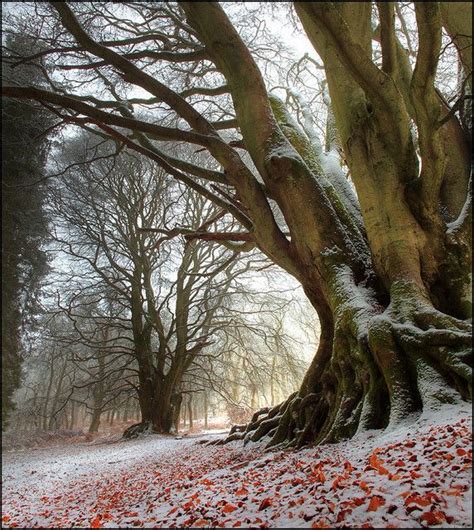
[1,33,53,429]
[2,2,471,447]
[49,138,266,434]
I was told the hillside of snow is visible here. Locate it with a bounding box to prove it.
[2,402,472,528]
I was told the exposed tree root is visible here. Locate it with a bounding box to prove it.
[122,422,152,439]
[222,294,472,450]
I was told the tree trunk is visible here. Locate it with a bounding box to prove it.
[130,371,181,435]
[250,385,257,410]
[42,357,55,430]
[187,396,193,430]
[47,359,67,431]
[171,392,182,433]
[183,2,472,450]
[204,391,209,430]
[270,356,276,407]
[182,402,187,428]
[128,285,180,435]
[89,409,101,433]
[89,342,106,433]
[122,397,130,422]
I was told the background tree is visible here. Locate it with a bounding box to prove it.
[48,135,275,435]
[1,34,54,429]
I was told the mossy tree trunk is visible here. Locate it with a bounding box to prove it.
[182,2,472,448]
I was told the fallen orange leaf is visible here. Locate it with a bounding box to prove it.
[311,520,331,528]
[369,452,389,475]
[259,498,272,511]
[367,495,386,512]
[420,510,447,525]
[404,494,431,507]
[91,516,102,529]
[193,519,210,527]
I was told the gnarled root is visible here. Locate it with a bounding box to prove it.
[122,422,152,439]
[222,290,471,449]
[391,307,472,401]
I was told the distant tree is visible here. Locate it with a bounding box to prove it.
[50,139,264,435]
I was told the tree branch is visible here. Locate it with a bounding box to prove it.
[377,2,397,76]
[50,2,220,138]
[2,85,215,147]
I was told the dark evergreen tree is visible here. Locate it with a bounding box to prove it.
[2,35,52,429]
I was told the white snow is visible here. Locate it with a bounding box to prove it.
[2,403,472,528]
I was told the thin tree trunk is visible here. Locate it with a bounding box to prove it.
[250,385,257,409]
[270,356,276,407]
[187,396,193,430]
[182,401,187,428]
[122,397,130,422]
[204,391,209,430]
[48,359,67,431]
[42,358,55,430]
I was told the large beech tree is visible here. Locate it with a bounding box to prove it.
[2,2,471,447]
[50,142,260,435]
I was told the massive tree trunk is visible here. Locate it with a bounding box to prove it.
[183,2,472,448]
[128,368,183,437]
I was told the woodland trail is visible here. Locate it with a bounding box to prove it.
[2,404,472,528]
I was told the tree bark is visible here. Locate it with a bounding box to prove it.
[182,2,472,449]
[89,409,102,433]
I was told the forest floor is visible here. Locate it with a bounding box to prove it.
[2,402,472,529]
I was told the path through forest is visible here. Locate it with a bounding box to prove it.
[2,403,472,528]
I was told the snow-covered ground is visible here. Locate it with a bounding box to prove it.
[2,403,472,528]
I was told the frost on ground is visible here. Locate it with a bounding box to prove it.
[2,403,472,528]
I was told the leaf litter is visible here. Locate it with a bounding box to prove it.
[2,402,472,528]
